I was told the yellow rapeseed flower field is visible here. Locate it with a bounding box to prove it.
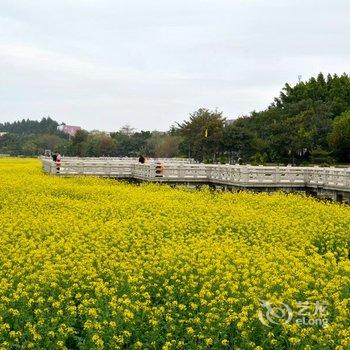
[0,158,350,350]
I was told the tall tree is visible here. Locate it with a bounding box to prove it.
[225,73,350,164]
[71,130,89,156]
[328,110,350,162]
[177,108,225,162]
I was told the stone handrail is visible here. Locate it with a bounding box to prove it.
[41,158,350,192]
[40,156,195,164]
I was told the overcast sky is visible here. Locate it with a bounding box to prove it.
[0,0,349,131]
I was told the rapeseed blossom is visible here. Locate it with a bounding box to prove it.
[0,158,349,349]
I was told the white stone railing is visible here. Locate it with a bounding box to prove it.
[41,158,350,192]
[42,159,134,177]
[41,156,195,164]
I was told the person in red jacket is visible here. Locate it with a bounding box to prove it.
[55,152,62,174]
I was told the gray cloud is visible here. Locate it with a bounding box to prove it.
[0,0,349,131]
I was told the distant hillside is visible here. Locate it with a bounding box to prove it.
[0,117,62,135]
[0,117,70,156]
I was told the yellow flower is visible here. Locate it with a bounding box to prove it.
[221,339,229,346]
[205,338,213,346]
[92,334,104,347]
[0,158,349,349]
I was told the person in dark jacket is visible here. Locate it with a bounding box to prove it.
[138,155,145,164]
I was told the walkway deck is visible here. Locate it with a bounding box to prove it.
[41,158,350,202]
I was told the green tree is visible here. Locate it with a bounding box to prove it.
[222,121,255,163]
[111,130,151,156]
[328,110,350,162]
[224,73,350,164]
[177,108,225,162]
[72,130,89,156]
[35,134,67,153]
[0,117,64,135]
[145,133,181,158]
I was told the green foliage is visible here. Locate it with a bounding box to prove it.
[174,74,350,164]
[0,132,69,156]
[0,117,63,135]
[0,118,69,156]
[222,120,255,163]
[177,108,225,162]
[310,148,334,165]
[328,110,350,162]
[227,73,350,164]
[251,152,269,165]
[145,133,181,158]
[110,130,151,156]
[71,130,90,156]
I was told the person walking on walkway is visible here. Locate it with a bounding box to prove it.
[55,152,62,174]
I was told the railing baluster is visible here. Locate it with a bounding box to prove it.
[40,158,349,196]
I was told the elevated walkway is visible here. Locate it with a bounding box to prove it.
[41,158,350,203]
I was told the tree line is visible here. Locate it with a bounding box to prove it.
[1,73,349,164]
[0,121,182,159]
